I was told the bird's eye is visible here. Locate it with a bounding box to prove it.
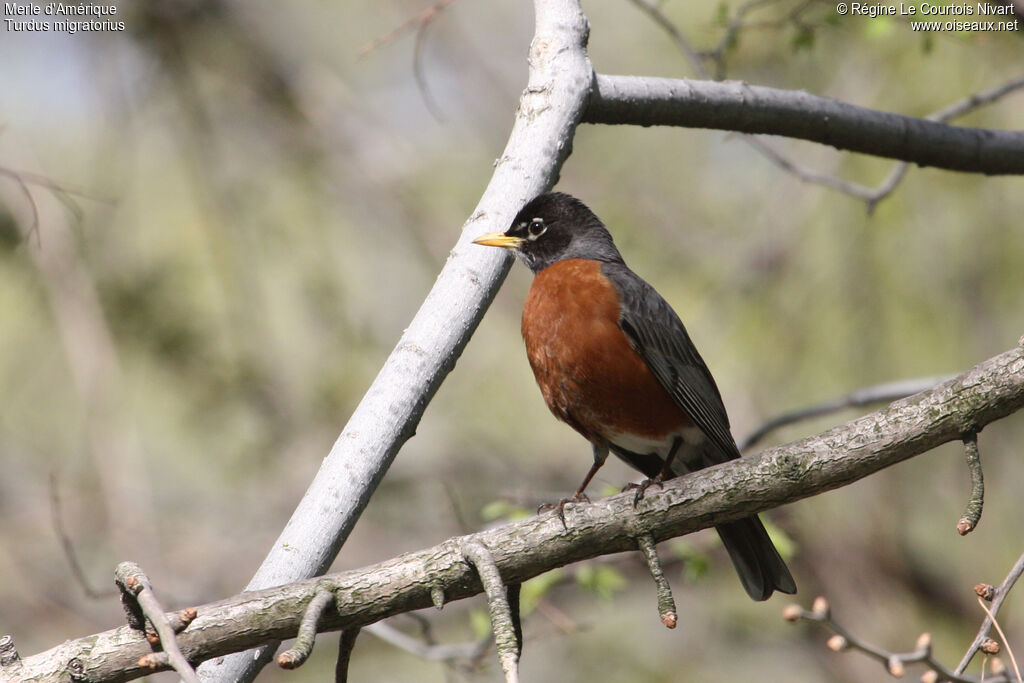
[527,217,546,239]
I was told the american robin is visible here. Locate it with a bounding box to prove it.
[473,192,796,601]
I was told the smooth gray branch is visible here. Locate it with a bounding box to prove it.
[12,345,1024,682]
[584,75,1024,175]
[197,1,594,680]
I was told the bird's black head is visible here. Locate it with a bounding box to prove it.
[473,192,624,273]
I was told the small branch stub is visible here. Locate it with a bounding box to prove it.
[958,432,984,535]
[113,562,200,683]
[0,634,21,670]
[636,534,677,629]
[277,589,335,669]
[461,540,520,683]
[335,627,361,683]
[430,585,445,610]
[114,563,146,632]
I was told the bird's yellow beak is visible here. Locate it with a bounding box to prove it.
[472,232,525,249]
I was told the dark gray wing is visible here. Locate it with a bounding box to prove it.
[601,262,741,463]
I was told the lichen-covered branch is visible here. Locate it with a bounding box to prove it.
[11,345,1024,683]
[958,432,985,535]
[637,535,677,629]
[461,541,520,683]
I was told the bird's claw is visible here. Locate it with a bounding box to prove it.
[623,478,664,506]
[538,492,591,529]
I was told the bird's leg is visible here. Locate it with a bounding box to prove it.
[625,436,682,506]
[539,443,608,528]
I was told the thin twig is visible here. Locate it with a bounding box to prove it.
[114,562,199,683]
[627,0,1024,209]
[462,540,520,683]
[357,0,458,59]
[957,551,1024,674]
[864,74,1024,213]
[977,597,1021,682]
[958,432,984,535]
[3,169,41,247]
[413,14,446,123]
[741,375,954,450]
[626,0,707,76]
[0,167,114,203]
[636,535,677,629]
[335,626,361,683]
[365,622,490,661]
[48,474,118,599]
[277,589,335,669]
[783,597,1009,682]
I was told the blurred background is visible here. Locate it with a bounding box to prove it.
[1,1,1022,680]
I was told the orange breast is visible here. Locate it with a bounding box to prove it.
[521,259,690,446]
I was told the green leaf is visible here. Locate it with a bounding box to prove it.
[469,607,492,639]
[520,569,565,615]
[670,540,711,583]
[683,551,711,583]
[863,16,896,40]
[480,500,531,522]
[576,564,627,601]
[762,519,797,560]
[791,26,815,52]
[716,2,730,27]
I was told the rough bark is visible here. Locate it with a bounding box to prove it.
[11,345,1024,683]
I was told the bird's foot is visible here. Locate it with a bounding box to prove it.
[538,492,591,529]
[623,478,664,506]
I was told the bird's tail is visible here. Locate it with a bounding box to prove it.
[714,516,796,601]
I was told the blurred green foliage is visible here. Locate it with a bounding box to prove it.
[0,1,1022,681]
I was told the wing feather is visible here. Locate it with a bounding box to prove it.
[603,262,741,463]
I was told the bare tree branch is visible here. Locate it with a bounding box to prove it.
[197,1,595,680]
[114,563,199,683]
[783,597,1006,682]
[740,375,955,450]
[12,345,1024,682]
[584,75,1024,174]
[957,552,1024,674]
[957,432,985,535]
[618,1,1024,205]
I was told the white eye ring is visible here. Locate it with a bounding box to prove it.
[527,217,546,240]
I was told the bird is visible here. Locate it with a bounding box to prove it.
[472,192,796,601]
